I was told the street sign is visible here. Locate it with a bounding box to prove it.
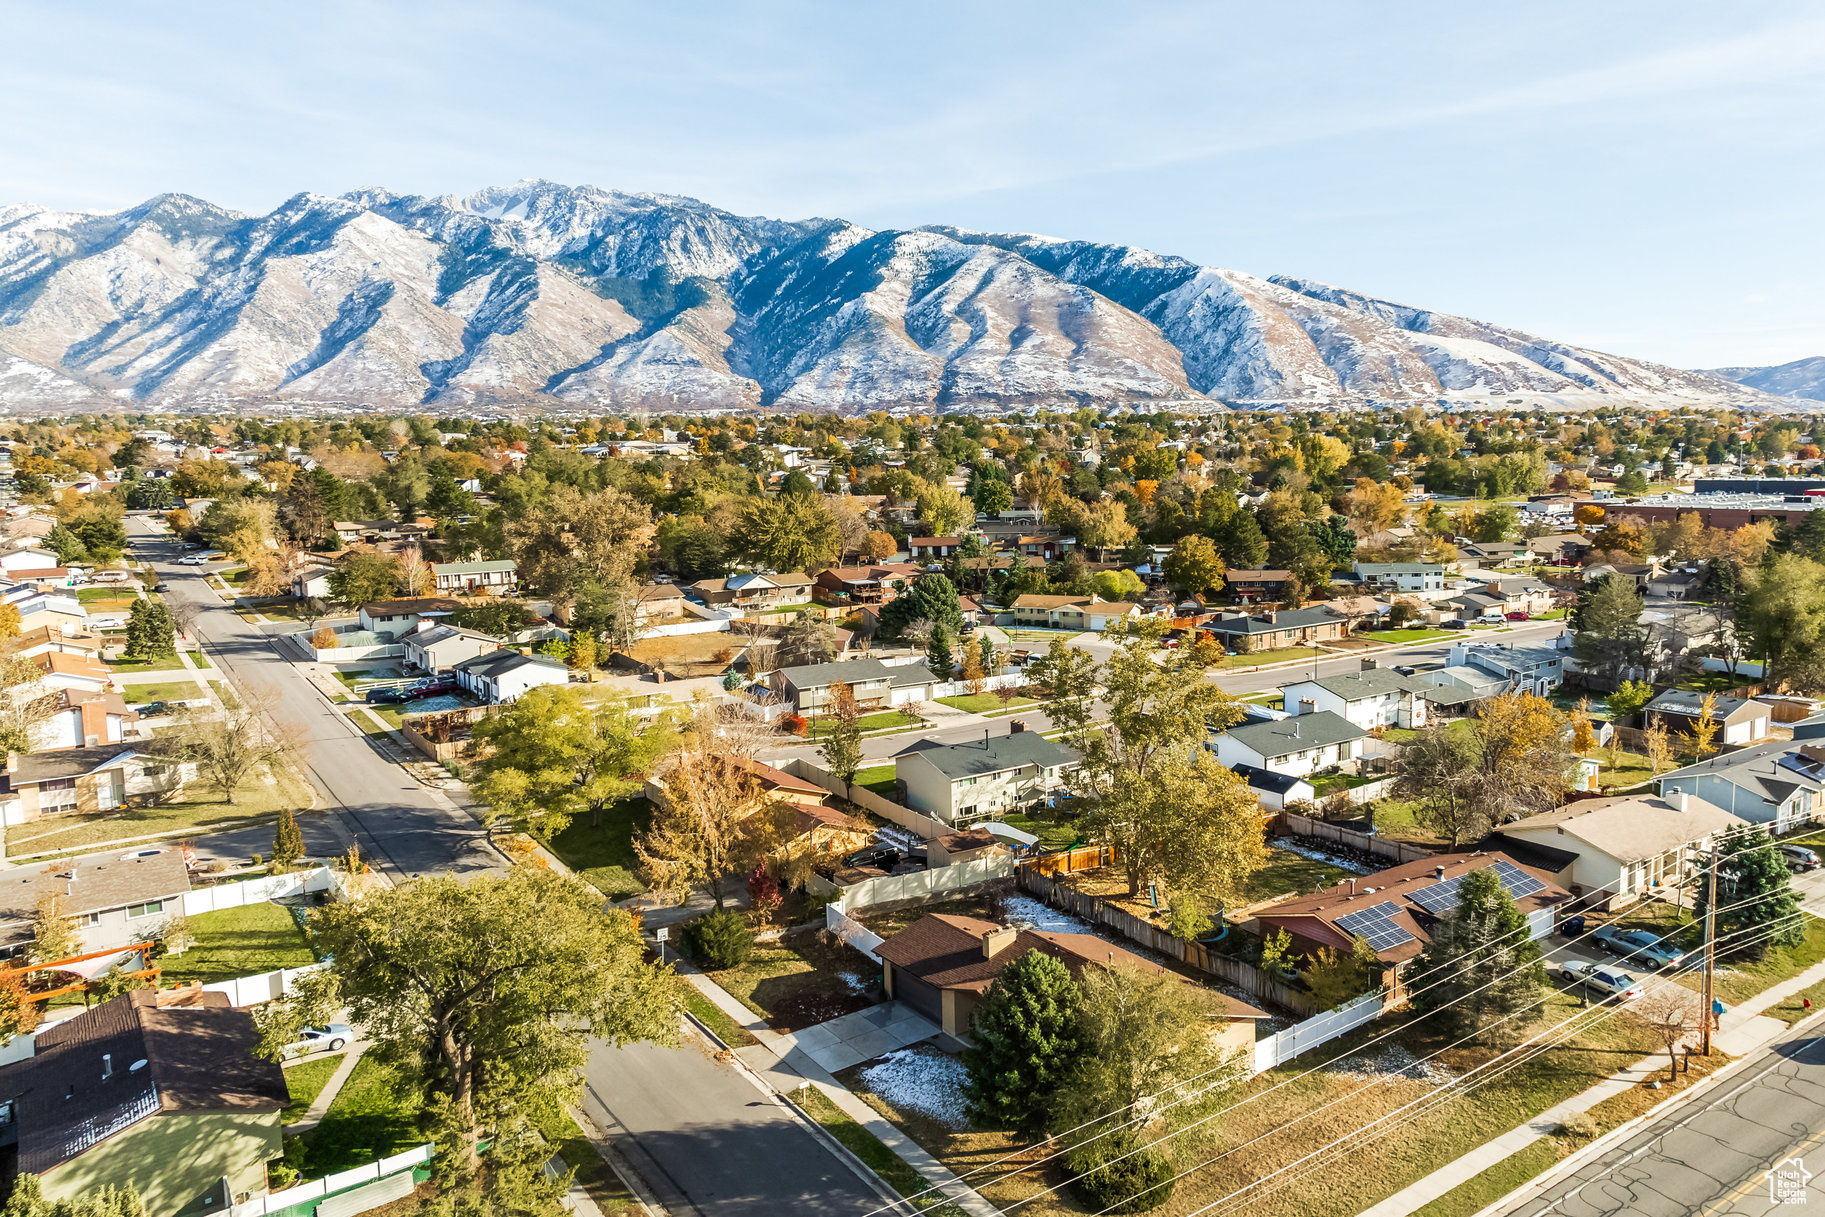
[656,927,668,941]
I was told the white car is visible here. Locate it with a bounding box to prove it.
[283,1023,355,1057]
[176,555,210,566]
[1558,960,1644,1001]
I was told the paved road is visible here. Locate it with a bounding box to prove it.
[766,619,1570,768]
[1495,1025,1825,1216]
[127,518,504,880]
[580,1039,884,1217]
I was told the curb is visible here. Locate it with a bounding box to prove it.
[1470,1005,1825,1217]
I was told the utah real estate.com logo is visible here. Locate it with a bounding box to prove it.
[1767,1157,1812,1205]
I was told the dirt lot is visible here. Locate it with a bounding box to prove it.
[623,632,736,678]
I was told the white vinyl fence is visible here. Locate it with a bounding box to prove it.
[231,1144,433,1217]
[200,962,329,1007]
[1252,992,1384,1074]
[182,866,332,916]
[829,854,1016,913]
[825,904,886,962]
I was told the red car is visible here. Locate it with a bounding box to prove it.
[1505,612,1530,621]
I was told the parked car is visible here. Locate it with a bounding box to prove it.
[1505,611,1530,621]
[150,581,169,593]
[176,555,209,566]
[1780,844,1821,873]
[92,570,132,584]
[406,676,455,697]
[138,701,170,718]
[366,687,410,704]
[282,1023,355,1057]
[842,844,901,871]
[1557,960,1644,1001]
[1591,925,1686,969]
[1441,619,1470,630]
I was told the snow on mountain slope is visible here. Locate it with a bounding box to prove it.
[0,183,1788,412]
[1706,356,1825,401]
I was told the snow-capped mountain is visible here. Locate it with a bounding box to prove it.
[0,181,1789,412]
[1705,356,1825,402]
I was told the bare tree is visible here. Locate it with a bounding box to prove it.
[166,596,203,643]
[901,618,936,646]
[172,691,294,805]
[397,545,434,596]
[731,619,779,678]
[0,655,59,755]
[1629,983,1702,1081]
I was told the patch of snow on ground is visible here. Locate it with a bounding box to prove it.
[1003,894,1088,933]
[838,971,873,994]
[1329,1044,1455,1086]
[859,1046,971,1129]
[1269,838,1374,875]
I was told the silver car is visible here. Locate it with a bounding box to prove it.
[283,1023,354,1056]
[1558,960,1644,1001]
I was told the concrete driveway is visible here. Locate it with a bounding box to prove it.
[775,1002,942,1074]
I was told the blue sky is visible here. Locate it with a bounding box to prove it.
[3,1,1821,368]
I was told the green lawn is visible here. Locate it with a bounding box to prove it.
[209,679,238,709]
[1675,670,1754,694]
[1216,645,1329,668]
[806,710,922,737]
[1702,913,1825,1007]
[1359,797,1447,846]
[77,588,139,611]
[107,654,188,673]
[120,679,205,705]
[158,901,318,986]
[934,693,1041,715]
[293,1054,425,1178]
[1239,845,1358,904]
[1310,772,1375,798]
[539,796,653,899]
[852,764,900,799]
[281,1054,345,1125]
[1360,629,1454,643]
[1534,608,1570,620]
[529,1099,643,1214]
[998,809,1085,851]
[790,1086,967,1217]
[185,649,206,667]
[331,668,380,688]
[677,978,760,1048]
[1382,718,1477,746]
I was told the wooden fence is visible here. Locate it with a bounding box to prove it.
[1275,810,1440,865]
[1017,868,1326,1016]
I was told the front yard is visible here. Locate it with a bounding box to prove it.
[5,768,316,856]
[935,692,1042,715]
[158,900,319,986]
[698,928,876,1031]
[120,678,206,704]
[281,1054,344,1124]
[290,1054,425,1178]
[537,796,652,899]
[805,710,923,737]
[1360,628,1455,644]
[1216,646,1328,668]
[107,654,188,674]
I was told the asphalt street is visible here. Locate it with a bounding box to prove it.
[128,517,883,1216]
[1495,1023,1825,1216]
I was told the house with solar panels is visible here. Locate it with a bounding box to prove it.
[1494,791,1749,910]
[1252,852,1570,987]
[1654,742,1825,832]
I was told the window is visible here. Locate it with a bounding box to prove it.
[37,778,77,816]
[126,900,163,919]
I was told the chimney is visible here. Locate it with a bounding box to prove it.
[982,927,1018,959]
[1668,789,1690,813]
[1009,719,1028,734]
[1263,611,1279,625]
[1297,700,1316,716]
[1361,658,1378,671]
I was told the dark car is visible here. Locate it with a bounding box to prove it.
[1780,844,1821,873]
[366,687,410,704]
[407,676,455,697]
[842,844,901,871]
[1441,619,1470,630]
[138,701,170,718]
[150,581,169,593]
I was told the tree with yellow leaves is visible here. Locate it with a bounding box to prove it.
[1644,721,1673,775]
[1690,692,1720,760]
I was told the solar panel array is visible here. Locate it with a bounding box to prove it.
[1408,861,1547,917]
[1334,900,1415,950]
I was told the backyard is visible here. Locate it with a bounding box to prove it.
[107,654,188,674]
[158,900,319,986]
[289,1054,425,1178]
[625,632,738,678]
[537,796,652,899]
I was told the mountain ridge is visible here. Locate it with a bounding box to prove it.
[1705,355,1825,402]
[0,179,1796,413]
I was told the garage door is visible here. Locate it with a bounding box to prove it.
[896,972,943,1024]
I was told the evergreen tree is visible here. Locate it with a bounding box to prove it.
[927,627,954,681]
[272,808,305,872]
[963,951,1084,1134]
[1213,508,1268,570]
[1696,830,1802,959]
[1412,869,1543,1040]
[880,572,963,637]
[1572,573,1647,686]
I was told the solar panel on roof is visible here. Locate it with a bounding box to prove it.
[1335,900,1416,950]
[1409,862,1544,917]
[1408,876,1467,916]
[1493,860,1546,899]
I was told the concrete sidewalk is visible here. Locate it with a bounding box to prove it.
[677,963,1002,1217]
[1360,953,1825,1217]
[283,1043,367,1136]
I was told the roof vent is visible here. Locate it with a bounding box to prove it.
[129,1059,147,1072]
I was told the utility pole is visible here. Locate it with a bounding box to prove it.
[1701,842,1718,1056]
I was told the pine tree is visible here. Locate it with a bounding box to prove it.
[927,627,954,681]
[1697,830,1802,959]
[272,808,305,872]
[963,951,1084,1134]
[1412,869,1543,1039]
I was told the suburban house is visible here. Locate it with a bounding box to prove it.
[875,912,1269,1045]
[402,622,499,673]
[452,650,569,703]
[37,690,138,750]
[1474,577,1557,616]
[1352,562,1449,593]
[1656,742,1825,831]
[1253,852,1569,983]
[1224,571,1296,604]
[1645,688,1772,748]
[775,657,899,715]
[1455,540,1533,568]
[908,537,962,560]
[1648,568,1706,600]
[0,744,191,824]
[1010,595,1143,631]
[1444,591,1508,622]
[1228,762,1316,812]
[632,582,691,624]
[430,559,518,594]
[688,572,815,613]
[1529,533,1592,565]
[895,725,1080,825]
[0,988,288,1213]
[0,547,59,574]
[1011,534,1075,560]
[1198,607,1348,652]
[1209,711,1366,778]
[814,564,920,606]
[1280,663,1432,731]
[357,597,460,641]
[5,626,102,662]
[1495,792,1747,910]
[1446,640,1567,696]
[1583,561,1661,589]
[1323,595,1390,631]
[30,649,112,696]
[11,593,87,636]
[0,846,190,956]
[646,757,871,866]
[290,564,334,600]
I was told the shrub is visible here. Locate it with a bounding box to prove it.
[1067,1141,1176,1214]
[1167,894,1211,941]
[782,713,807,737]
[682,908,753,970]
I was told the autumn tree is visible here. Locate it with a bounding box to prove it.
[327,552,401,607]
[472,688,676,837]
[173,692,292,805]
[1690,692,1720,759]
[30,894,79,964]
[0,654,58,755]
[1644,721,1673,775]
[817,681,865,790]
[255,868,673,1168]
[1570,698,1597,755]
[1162,534,1225,599]
[1629,984,1702,1082]
[1304,938,1382,1010]
[916,484,975,536]
[1604,679,1653,725]
[861,530,897,562]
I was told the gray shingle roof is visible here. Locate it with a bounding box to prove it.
[455,650,566,679]
[1647,688,1768,724]
[1660,742,1825,805]
[1285,668,1430,702]
[781,658,898,689]
[1221,711,1366,759]
[898,731,1080,780]
[1202,607,1342,635]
